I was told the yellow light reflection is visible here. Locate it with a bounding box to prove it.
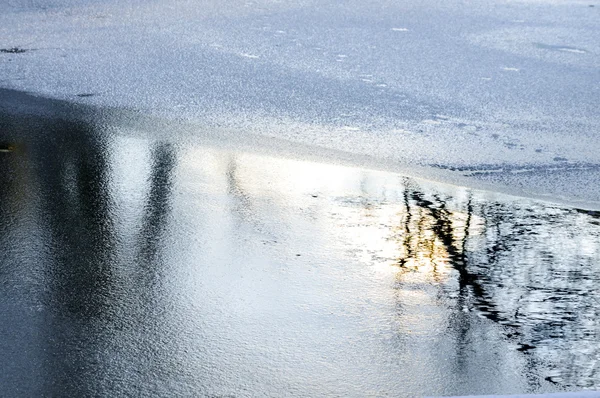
[180,145,485,286]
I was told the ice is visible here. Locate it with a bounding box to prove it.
[0,0,599,209]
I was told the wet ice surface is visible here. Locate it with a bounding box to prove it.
[1,0,599,207]
[2,92,600,397]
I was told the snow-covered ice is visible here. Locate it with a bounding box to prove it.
[1,0,599,208]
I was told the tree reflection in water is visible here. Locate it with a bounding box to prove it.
[1,89,599,395]
[0,100,180,395]
[366,179,600,388]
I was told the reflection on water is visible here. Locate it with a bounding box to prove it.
[137,142,176,264]
[1,94,599,396]
[340,179,600,388]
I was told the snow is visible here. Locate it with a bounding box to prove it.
[1,0,599,208]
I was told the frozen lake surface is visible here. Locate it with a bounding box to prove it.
[1,0,599,208]
[1,0,600,396]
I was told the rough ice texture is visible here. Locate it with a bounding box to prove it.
[1,0,599,208]
[435,392,600,398]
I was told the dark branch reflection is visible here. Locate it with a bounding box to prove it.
[388,181,600,388]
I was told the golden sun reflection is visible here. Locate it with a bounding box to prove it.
[329,189,485,285]
[180,146,486,287]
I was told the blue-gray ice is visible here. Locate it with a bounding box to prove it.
[0,0,599,206]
